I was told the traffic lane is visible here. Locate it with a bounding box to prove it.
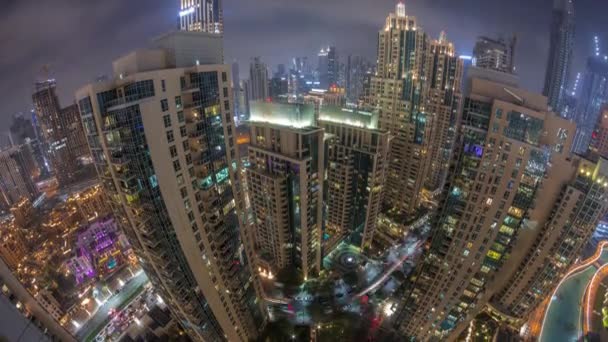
[75,272,148,340]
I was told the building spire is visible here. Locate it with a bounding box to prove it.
[396,1,406,17]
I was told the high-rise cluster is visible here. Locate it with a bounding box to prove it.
[364,3,463,216]
[8,1,608,341]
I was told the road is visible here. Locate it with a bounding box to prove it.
[264,236,425,320]
[355,240,422,298]
[75,272,148,340]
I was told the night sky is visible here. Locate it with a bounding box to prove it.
[1,0,607,127]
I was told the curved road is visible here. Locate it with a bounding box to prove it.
[265,239,423,305]
[354,241,422,298]
[539,241,608,342]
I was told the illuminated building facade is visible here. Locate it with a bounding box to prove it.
[364,3,427,216]
[35,289,65,322]
[60,104,90,163]
[543,0,575,113]
[10,198,36,228]
[179,0,223,34]
[395,68,575,339]
[70,218,128,283]
[365,3,463,215]
[0,145,39,209]
[423,32,464,193]
[472,35,517,74]
[66,185,111,221]
[32,80,89,186]
[319,107,390,251]
[76,31,261,341]
[492,156,608,321]
[0,223,28,270]
[246,102,324,280]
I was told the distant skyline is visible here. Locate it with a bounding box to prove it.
[1,0,607,125]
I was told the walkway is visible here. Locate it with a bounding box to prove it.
[540,241,608,342]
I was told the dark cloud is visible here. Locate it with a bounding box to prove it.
[1,0,606,128]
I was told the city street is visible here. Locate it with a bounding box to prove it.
[75,271,148,341]
[265,234,425,327]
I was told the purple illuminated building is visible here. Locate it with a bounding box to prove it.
[66,217,130,284]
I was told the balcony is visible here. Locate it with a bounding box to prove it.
[106,94,150,111]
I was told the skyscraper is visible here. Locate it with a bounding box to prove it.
[364,3,463,216]
[32,80,88,186]
[364,3,426,216]
[394,67,576,339]
[572,55,608,154]
[491,156,608,323]
[246,101,324,281]
[317,46,338,89]
[269,76,288,98]
[319,107,390,251]
[345,55,372,104]
[472,35,517,74]
[423,31,464,193]
[61,103,90,162]
[543,0,575,113]
[76,31,261,341]
[0,146,39,209]
[178,0,223,34]
[248,57,269,101]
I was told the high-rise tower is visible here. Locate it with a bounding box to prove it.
[364,3,426,216]
[248,57,269,101]
[246,101,324,281]
[76,32,262,341]
[543,0,575,114]
[472,35,517,74]
[318,46,338,89]
[572,54,608,154]
[364,3,463,216]
[179,0,223,34]
[491,156,608,323]
[32,80,83,185]
[394,67,577,339]
[319,107,390,252]
[423,31,464,193]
